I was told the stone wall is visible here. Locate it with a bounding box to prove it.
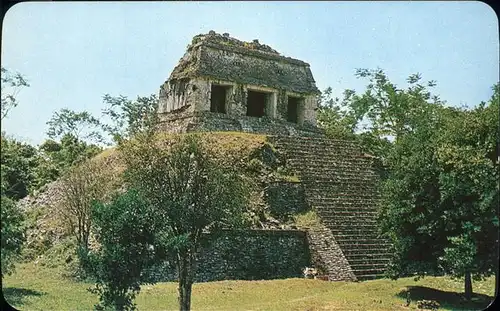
[303,96,317,127]
[265,181,308,220]
[158,111,325,137]
[148,229,310,282]
[159,78,318,127]
[158,78,210,114]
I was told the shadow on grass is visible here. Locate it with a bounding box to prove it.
[2,287,46,308]
[396,286,494,310]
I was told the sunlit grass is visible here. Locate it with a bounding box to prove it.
[293,210,322,229]
[3,262,494,311]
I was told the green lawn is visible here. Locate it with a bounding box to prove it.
[2,263,495,311]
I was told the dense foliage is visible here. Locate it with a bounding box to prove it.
[86,190,157,311]
[1,134,41,200]
[1,67,30,277]
[318,70,499,299]
[317,68,444,161]
[110,133,250,311]
[101,94,159,143]
[1,196,25,277]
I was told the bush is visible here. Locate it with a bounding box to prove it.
[87,189,157,311]
[247,158,264,172]
[1,196,26,277]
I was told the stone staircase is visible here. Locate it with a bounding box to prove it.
[306,225,357,281]
[270,135,391,280]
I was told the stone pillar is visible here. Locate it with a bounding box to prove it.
[275,90,288,121]
[303,95,317,126]
[231,84,247,116]
[266,92,278,118]
[158,83,169,114]
[191,79,211,112]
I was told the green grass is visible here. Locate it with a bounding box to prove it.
[3,262,494,311]
[277,174,300,183]
[293,210,322,229]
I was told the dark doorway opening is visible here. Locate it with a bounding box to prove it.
[246,90,267,117]
[287,97,301,123]
[210,85,227,113]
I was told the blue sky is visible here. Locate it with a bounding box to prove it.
[1,1,498,145]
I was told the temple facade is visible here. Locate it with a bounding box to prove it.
[158,31,323,136]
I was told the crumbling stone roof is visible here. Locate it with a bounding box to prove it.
[169,31,320,94]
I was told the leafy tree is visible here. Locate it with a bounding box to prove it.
[38,134,102,177]
[0,134,40,200]
[46,94,159,147]
[87,190,157,311]
[0,135,29,278]
[348,69,442,139]
[115,133,250,311]
[317,68,444,161]
[31,151,61,190]
[46,108,105,144]
[43,109,105,185]
[1,67,29,120]
[57,158,119,253]
[435,91,499,299]
[0,196,25,277]
[316,87,357,140]
[379,84,499,300]
[101,94,159,144]
[322,69,498,299]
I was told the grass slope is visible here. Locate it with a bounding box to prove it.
[2,263,495,311]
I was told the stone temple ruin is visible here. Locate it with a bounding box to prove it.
[155,31,391,282]
[158,30,323,136]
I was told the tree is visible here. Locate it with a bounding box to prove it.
[0,133,102,199]
[46,108,105,144]
[0,196,25,277]
[115,133,249,311]
[38,134,102,177]
[316,87,357,140]
[0,134,40,200]
[435,91,499,299]
[87,190,157,311]
[378,83,499,300]
[101,94,159,144]
[317,68,444,161]
[57,158,119,253]
[321,68,498,300]
[1,67,29,120]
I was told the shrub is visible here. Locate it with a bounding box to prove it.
[1,196,26,277]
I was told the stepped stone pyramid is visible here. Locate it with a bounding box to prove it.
[269,136,391,280]
[159,31,391,281]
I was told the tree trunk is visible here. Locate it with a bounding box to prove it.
[464,270,473,301]
[177,253,193,311]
